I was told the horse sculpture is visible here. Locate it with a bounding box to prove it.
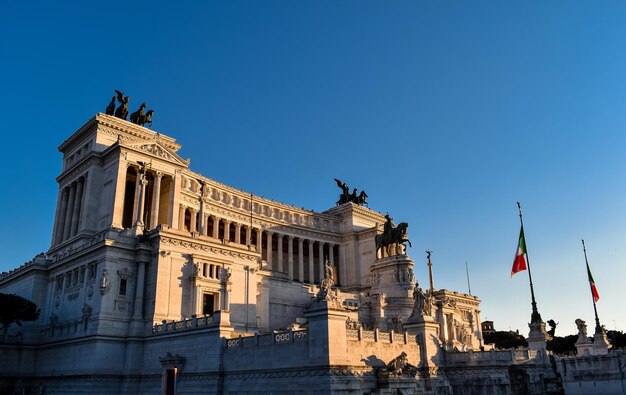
[375,222,412,256]
[130,103,146,124]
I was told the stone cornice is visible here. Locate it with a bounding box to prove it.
[58,113,180,153]
[325,203,387,224]
[156,234,259,262]
[56,155,100,185]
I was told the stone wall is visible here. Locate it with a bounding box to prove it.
[555,349,626,395]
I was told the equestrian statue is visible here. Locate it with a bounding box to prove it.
[375,214,412,257]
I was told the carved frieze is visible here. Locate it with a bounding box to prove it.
[159,236,257,261]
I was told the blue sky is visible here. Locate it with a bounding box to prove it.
[1,1,625,335]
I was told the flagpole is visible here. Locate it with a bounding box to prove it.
[582,239,602,334]
[465,261,472,295]
[517,202,542,323]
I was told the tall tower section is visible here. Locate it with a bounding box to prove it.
[49,113,189,252]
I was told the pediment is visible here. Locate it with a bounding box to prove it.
[122,139,190,166]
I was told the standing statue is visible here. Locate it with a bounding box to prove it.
[316,258,337,302]
[547,319,558,338]
[575,318,588,340]
[105,96,116,115]
[114,90,130,120]
[412,284,426,317]
[130,102,146,124]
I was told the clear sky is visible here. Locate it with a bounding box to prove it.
[1,1,625,336]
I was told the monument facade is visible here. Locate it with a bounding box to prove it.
[0,112,594,394]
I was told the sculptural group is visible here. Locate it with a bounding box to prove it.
[105,90,155,127]
[334,179,368,206]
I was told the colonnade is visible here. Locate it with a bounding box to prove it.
[121,167,173,231]
[179,205,342,285]
[54,175,87,244]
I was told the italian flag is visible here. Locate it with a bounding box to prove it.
[587,263,600,303]
[511,226,527,276]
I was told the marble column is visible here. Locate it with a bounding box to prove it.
[298,238,304,282]
[69,177,84,237]
[235,223,242,244]
[266,231,273,269]
[178,205,186,231]
[245,225,252,248]
[338,244,347,288]
[224,220,231,241]
[308,240,315,284]
[150,172,162,229]
[56,187,70,244]
[329,244,335,284]
[287,236,294,280]
[133,261,146,319]
[189,208,197,233]
[277,234,284,272]
[256,229,262,253]
[318,242,325,283]
[131,171,141,226]
[134,175,148,228]
[62,183,76,241]
[212,216,219,239]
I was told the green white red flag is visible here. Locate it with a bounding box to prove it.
[511,226,527,276]
[587,262,600,303]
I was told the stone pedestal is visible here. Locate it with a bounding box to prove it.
[370,255,415,327]
[527,319,549,351]
[593,330,610,355]
[404,316,442,368]
[305,300,357,366]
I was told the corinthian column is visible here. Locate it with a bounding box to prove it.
[150,172,162,229]
[134,174,148,229]
[298,238,304,282]
[277,234,283,272]
[287,236,294,280]
[69,177,84,237]
[308,240,314,284]
[62,182,76,241]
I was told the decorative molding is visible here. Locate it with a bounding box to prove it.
[158,236,258,261]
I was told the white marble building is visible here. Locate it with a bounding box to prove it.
[0,113,575,394]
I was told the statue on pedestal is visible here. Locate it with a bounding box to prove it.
[333,179,368,206]
[375,215,412,257]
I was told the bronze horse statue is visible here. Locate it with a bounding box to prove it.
[376,222,412,256]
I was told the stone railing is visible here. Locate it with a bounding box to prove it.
[346,328,409,345]
[0,253,47,281]
[152,314,215,335]
[226,329,308,349]
[445,348,546,366]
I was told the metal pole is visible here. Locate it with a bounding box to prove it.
[466,261,472,296]
[517,202,542,323]
[582,239,602,333]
